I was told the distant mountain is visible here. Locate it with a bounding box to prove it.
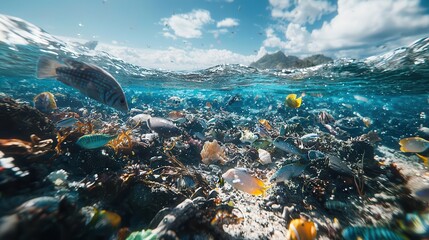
[250,51,333,70]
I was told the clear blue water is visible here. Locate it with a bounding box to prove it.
[1,19,428,150]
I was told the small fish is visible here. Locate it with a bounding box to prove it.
[341,103,353,109]
[353,95,369,102]
[270,163,307,183]
[89,208,121,229]
[255,124,270,138]
[418,126,429,136]
[33,92,57,112]
[168,111,186,122]
[398,212,429,237]
[285,93,302,108]
[325,200,347,211]
[37,56,128,112]
[300,133,319,143]
[399,137,429,153]
[362,117,372,127]
[167,96,183,107]
[55,117,80,129]
[258,119,272,130]
[131,96,138,104]
[288,215,317,240]
[226,94,241,106]
[222,168,269,196]
[76,134,117,149]
[193,132,207,141]
[342,226,406,240]
[273,137,305,158]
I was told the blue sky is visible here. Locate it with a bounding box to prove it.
[2,0,429,70]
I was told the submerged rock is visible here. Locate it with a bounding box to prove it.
[327,155,354,177]
[0,97,55,140]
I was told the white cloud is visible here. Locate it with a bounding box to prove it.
[161,9,213,39]
[264,0,429,59]
[211,28,228,39]
[270,0,336,24]
[97,43,257,71]
[310,0,429,52]
[163,32,177,40]
[262,28,287,49]
[217,18,239,28]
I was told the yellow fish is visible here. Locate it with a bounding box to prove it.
[89,208,121,228]
[285,94,303,108]
[33,92,57,112]
[258,119,272,130]
[288,215,317,240]
[222,168,269,196]
[399,137,429,153]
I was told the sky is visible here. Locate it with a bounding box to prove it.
[2,0,429,70]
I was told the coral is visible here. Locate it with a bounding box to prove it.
[0,97,55,140]
[106,130,134,154]
[200,140,227,165]
[0,134,53,157]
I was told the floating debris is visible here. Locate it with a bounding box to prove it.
[200,140,227,165]
[257,149,272,164]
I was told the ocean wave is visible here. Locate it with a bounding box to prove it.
[0,14,428,88]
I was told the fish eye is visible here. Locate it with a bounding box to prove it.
[120,99,125,103]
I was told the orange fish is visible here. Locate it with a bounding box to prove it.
[258,119,272,130]
[288,215,317,240]
[222,168,269,196]
[168,110,185,120]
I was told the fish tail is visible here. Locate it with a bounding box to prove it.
[36,56,63,79]
[416,153,429,166]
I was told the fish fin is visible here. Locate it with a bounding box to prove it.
[295,96,302,108]
[37,56,63,78]
[256,181,272,197]
[416,153,429,166]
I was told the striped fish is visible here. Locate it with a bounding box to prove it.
[324,200,347,211]
[342,226,406,240]
[37,56,128,112]
[76,134,117,149]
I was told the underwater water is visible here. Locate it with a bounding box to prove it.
[1,15,429,240]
